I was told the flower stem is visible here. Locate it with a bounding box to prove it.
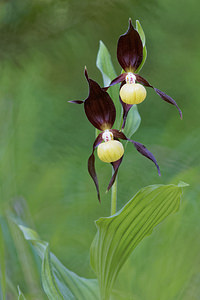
[111,171,117,215]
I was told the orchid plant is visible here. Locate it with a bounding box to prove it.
[69,68,160,202]
[69,18,181,207]
[17,19,187,300]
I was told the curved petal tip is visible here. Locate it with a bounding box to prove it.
[84,66,89,81]
[68,100,84,104]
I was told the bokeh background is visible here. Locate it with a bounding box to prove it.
[0,0,200,299]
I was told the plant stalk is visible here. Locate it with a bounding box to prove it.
[110,171,117,215]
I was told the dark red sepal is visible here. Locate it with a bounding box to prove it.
[135,74,153,87]
[119,81,133,129]
[68,100,84,104]
[110,129,127,140]
[111,129,160,175]
[154,88,182,119]
[135,74,182,119]
[117,19,143,72]
[88,133,103,203]
[104,73,127,91]
[128,140,161,176]
[84,68,116,130]
[107,156,124,192]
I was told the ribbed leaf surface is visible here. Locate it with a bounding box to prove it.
[19,225,100,300]
[90,182,187,300]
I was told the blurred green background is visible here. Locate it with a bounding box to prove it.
[0,0,199,299]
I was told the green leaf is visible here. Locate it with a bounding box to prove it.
[42,245,64,299]
[17,286,26,300]
[136,20,145,46]
[96,41,121,129]
[90,182,187,300]
[18,225,100,300]
[135,20,147,73]
[122,104,141,139]
[96,41,117,87]
[135,45,147,73]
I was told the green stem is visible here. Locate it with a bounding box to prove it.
[110,171,117,215]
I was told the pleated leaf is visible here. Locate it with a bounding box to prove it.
[42,245,64,299]
[90,182,188,300]
[19,225,100,300]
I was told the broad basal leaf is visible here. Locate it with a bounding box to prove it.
[19,225,100,300]
[90,182,188,300]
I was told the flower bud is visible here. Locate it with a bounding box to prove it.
[120,83,146,105]
[97,140,124,163]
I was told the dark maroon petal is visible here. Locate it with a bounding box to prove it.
[107,156,124,192]
[88,133,103,203]
[119,81,133,129]
[154,88,182,119]
[104,73,127,91]
[135,74,182,118]
[84,69,116,130]
[121,102,132,129]
[105,78,133,130]
[84,67,89,81]
[93,132,103,149]
[128,139,161,176]
[134,74,153,87]
[88,153,100,202]
[110,129,127,140]
[111,129,160,175]
[68,100,84,104]
[117,19,143,72]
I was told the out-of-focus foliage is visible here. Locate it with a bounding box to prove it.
[0,0,199,299]
[18,286,26,300]
[19,225,100,300]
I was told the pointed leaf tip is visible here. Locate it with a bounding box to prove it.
[178,181,189,188]
[136,20,146,47]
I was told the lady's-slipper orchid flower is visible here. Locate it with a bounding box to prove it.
[69,68,160,202]
[105,19,182,129]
